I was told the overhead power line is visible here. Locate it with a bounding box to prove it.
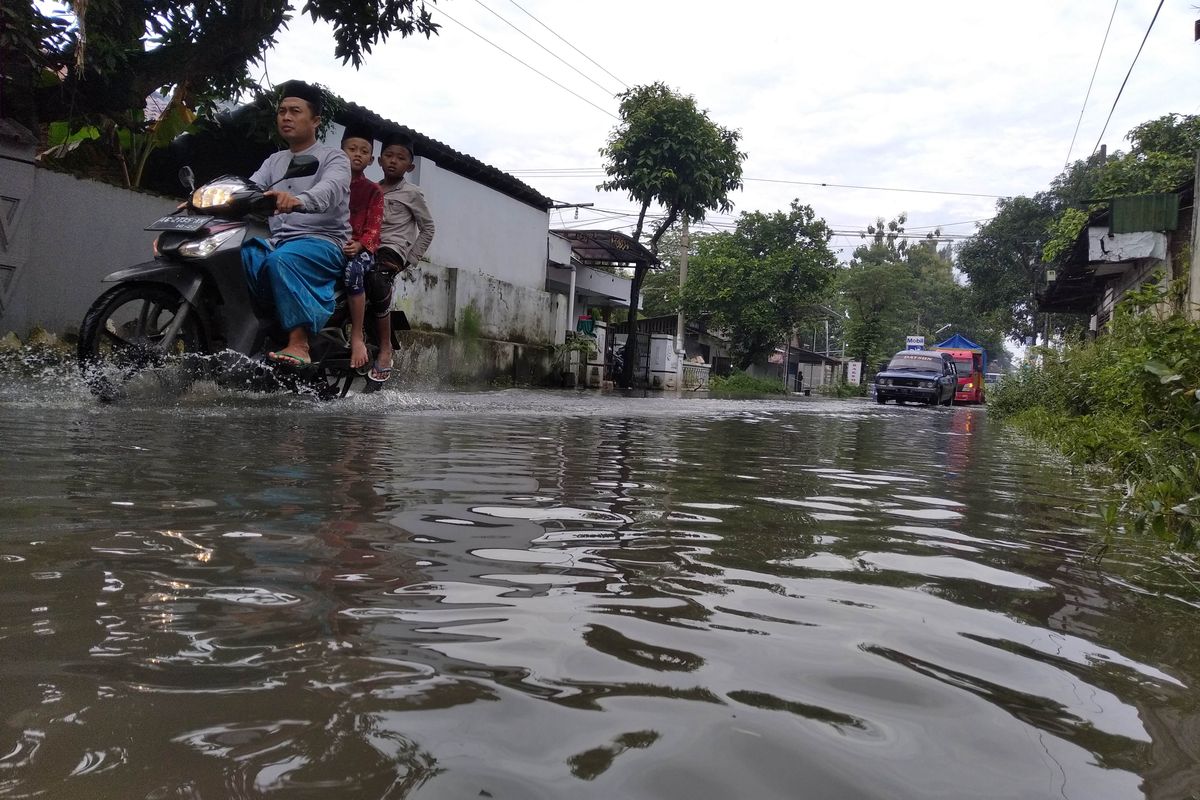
[470,0,621,97]
[430,5,617,120]
[1089,0,1165,158]
[505,167,1013,199]
[1064,0,1119,168]
[743,177,1009,199]
[506,0,630,91]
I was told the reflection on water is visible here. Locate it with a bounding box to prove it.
[0,387,1197,799]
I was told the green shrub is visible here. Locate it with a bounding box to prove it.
[709,371,788,396]
[816,381,867,399]
[991,279,1200,547]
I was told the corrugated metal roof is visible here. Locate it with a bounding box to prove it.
[1110,192,1179,234]
[552,229,657,267]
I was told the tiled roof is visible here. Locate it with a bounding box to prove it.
[341,101,552,211]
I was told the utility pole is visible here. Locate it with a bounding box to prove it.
[675,215,690,390]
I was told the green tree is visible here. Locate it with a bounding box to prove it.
[839,217,918,369]
[599,82,745,386]
[4,0,439,126]
[957,194,1057,342]
[639,224,689,318]
[680,201,837,369]
[836,214,1010,371]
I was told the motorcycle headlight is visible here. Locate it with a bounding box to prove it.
[191,180,244,209]
[177,227,243,258]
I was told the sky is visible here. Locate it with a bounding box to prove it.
[262,1,1200,258]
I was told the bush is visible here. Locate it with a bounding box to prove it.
[816,381,867,399]
[990,281,1200,547]
[709,371,788,396]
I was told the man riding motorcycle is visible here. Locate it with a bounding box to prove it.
[242,79,351,368]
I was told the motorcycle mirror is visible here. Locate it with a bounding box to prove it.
[179,166,196,192]
[282,155,319,180]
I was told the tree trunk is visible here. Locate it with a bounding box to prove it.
[621,265,648,388]
[620,200,669,389]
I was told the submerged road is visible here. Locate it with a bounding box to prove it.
[0,383,1196,799]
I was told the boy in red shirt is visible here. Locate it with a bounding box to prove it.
[340,125,385,370]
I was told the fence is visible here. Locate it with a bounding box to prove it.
[682,362,711,390]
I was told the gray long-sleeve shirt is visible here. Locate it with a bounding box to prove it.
[379,178,435,265]
[249,142,351,247]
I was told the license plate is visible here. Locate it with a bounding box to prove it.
[146,215,213,232]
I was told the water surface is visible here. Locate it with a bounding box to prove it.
[1,384,1197,799]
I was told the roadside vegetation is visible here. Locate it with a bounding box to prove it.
[815,382,867,399]
[964,112,1200,554]
[708,372,787,396]
[989,281,1200,549]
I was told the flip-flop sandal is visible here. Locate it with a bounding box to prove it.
[268,350,311,367]
[368,361,393,383]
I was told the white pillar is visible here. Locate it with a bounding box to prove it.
[566,265,578,335]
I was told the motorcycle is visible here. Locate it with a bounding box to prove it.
[76,157,401,401]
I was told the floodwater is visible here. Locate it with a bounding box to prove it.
[1,380,1198,800]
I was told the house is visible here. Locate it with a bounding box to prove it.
[1037,181,1196,330]
[604,314,729,390]
[751,345,842,391]
[544,229,638,341]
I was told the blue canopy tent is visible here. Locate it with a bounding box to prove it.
[935,334,987,370]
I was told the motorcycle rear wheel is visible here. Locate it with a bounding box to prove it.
[78,284,206,401]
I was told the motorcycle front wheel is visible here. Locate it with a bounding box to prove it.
[77,284,206,401]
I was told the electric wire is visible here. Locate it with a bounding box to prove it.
[1064,0,1119,167]
[742,177,1008,199]
[470,0,621,97]
[557,205,989,235]
[430,5,618,119]
[507,167,1012,198]
[1089,0,1165,158]
[506,0,630,90]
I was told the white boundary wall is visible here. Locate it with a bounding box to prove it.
[1,137,560,345]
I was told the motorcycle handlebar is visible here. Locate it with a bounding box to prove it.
[249,193,311,215]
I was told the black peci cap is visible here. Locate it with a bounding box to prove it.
[276,80,324,115]
[340,123,375,147]
[381,132,415,158]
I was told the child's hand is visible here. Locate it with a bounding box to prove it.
[342,241,364,257]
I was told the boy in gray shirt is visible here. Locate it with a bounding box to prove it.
[365,132,435,382]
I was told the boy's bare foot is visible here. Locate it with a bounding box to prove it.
[350,338,369,369]
[369,347,393,383]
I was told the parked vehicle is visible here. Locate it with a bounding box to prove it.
[77,159,400,401]
[874,350,957,406]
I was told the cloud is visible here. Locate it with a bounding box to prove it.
[261,0,1200,247]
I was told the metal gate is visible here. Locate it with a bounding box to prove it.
[608,332,651,387]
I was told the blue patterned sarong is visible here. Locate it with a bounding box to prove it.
[242,237,345,332]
